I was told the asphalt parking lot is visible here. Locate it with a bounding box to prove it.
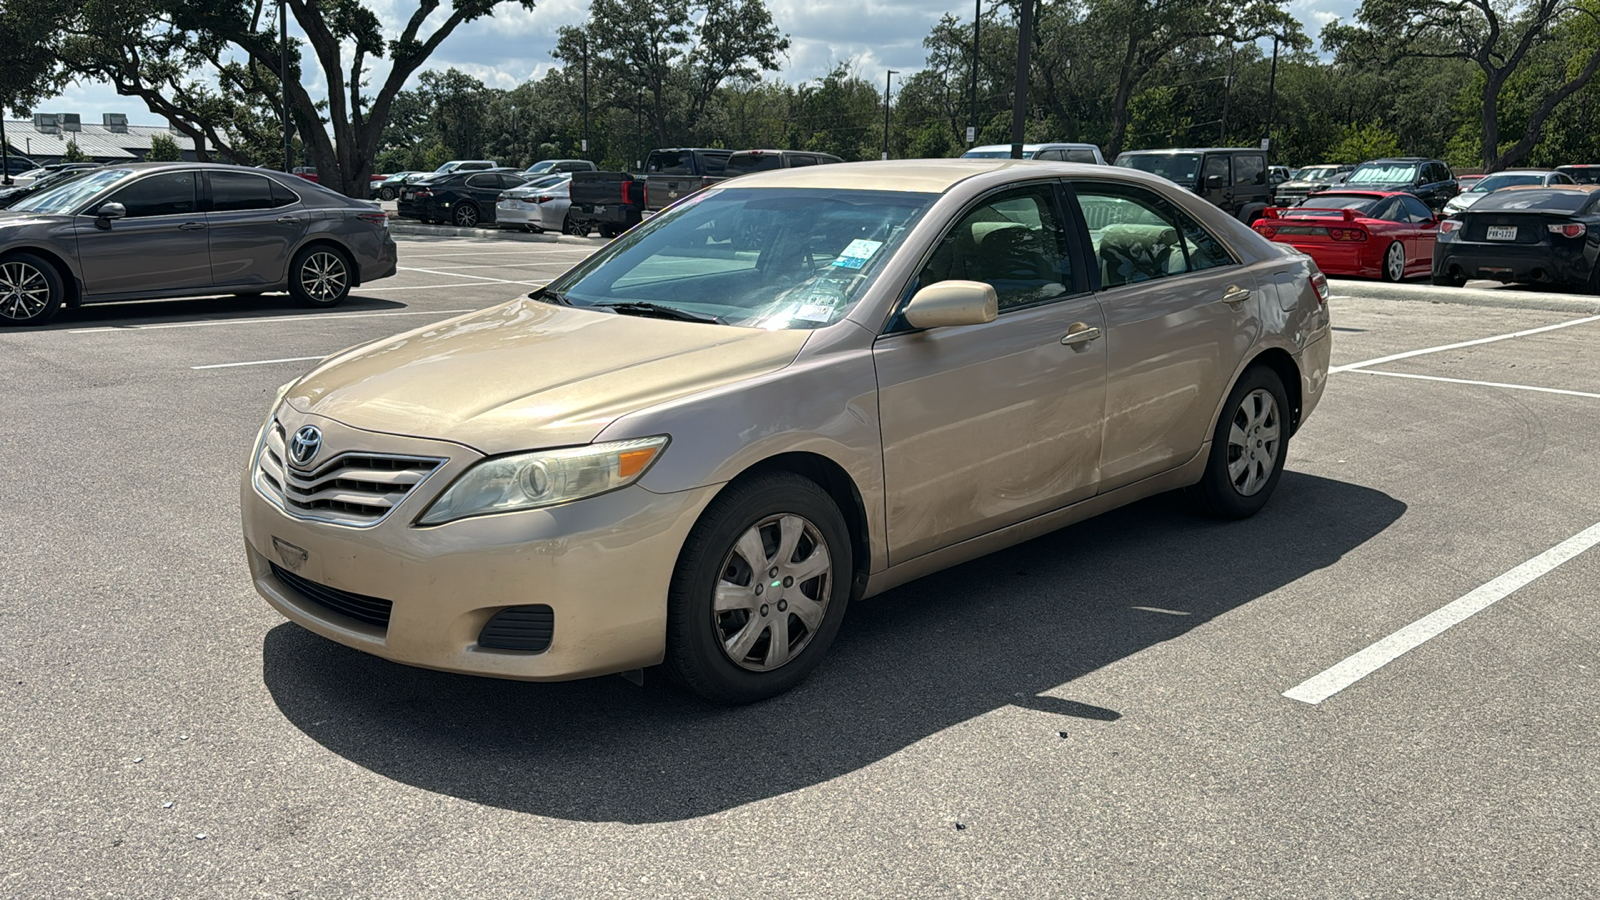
[3,235,1597,897]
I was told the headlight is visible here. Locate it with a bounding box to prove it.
[417,436,669,525]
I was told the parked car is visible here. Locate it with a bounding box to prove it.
[1273,163,1354,206]
[0,166,98,209]
[495,174,573,233]
[372,171,424,201]
[1344,158,1458,210]
[1433,184,1600,289]
[961,142,1107,164]
[433,160,499,175]
[397,169,529,226]
[565,170,648,238]
[724,149,844,175]
[1113,147,1274,223]
[643,147,733,211]
[1555,165,1600,184]
[1443,170,1573,216]
[1456,174,1486,191]
[0,162,395,326]
[240,158,1330,704]
[1253,190,1439,282]
[2,156,38,180]
[1269,165,1293,186]
[291,166,318,183]
[521,159,598,177]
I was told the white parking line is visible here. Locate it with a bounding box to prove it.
[398,266,545,285]
[391,262,577,271]
[67,308,471,334]
[1284,520,1600,705]
[1329,313,1600,373]
[192,356,326,370]
[1346,368,1600,399]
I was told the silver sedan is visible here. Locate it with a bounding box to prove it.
[0,162,397,326]
[496,175,574,234]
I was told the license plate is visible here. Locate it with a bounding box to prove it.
[1486,225,1518,241]
[595,205,607,214]
[1277,226,1325,236]
[401,191,413,200]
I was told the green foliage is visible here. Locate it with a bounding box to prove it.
[145,132,183,161]
[1328,122,1402,163]
[59,139,88,162]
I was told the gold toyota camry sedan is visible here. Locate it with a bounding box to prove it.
[242,159,1331,704]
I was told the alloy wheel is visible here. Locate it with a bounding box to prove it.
[0,260,51,322]
[713,513,833,672]
[455,204,478,227]
[299,251,347,303]
[1226,388,1281,497]
[1386,242,1405,281]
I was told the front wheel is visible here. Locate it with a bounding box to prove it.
[0,252,64,326]
[289,246,351,308]
[378,187,396,201]
[1381,241,1406,282]
[1188,366,1289,519]
[665,472,852,705]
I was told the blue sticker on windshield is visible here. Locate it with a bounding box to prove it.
[832,238,883,269]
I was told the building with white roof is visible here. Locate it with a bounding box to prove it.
[2,113,202,164]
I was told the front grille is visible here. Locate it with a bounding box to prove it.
[256,420,446,527]
[1275,186,1311,205]
[270,563,393,628]
[478,605,555,652]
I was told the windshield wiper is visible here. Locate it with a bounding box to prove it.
[595,302,726,325]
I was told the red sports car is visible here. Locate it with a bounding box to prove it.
[1252,190,1440,281]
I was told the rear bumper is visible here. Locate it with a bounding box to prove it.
[1276,240,1383,278]
[1433,242,1592,285]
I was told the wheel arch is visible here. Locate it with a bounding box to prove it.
[290,237,361,287]
[1,244,82,307]
[1246,347,1304,435]
[720,451,873,601]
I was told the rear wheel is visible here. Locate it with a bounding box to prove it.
[453,203,479,227]
[1188,366,1289,519]
[289,246,351,308]
[378,186,397,201]
[1381,241,1406,282]
[0,252,63,326]
[665,472,852,705]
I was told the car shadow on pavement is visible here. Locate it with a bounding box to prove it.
[262,471,1404,824]
[25,294,407,330]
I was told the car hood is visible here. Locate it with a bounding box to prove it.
[0,211,57,227]
[284,298,812,455]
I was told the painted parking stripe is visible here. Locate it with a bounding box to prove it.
[1284,520,1600,705]
[191,356,326,370]
[1329,313,1600,373]
[67,308,471,334]
[1346,368,1600,399]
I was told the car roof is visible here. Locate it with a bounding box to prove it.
[1300,190,1406,199]
[969,143,1099,151]
[1359,157,1437,164]
[1499,183,1600,191]
[1117,147,1263,155]
[714,158,1159,194]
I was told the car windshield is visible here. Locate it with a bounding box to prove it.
[1289,194,1378,215]
[1114,153,1202,185]
[547,187,937,329]
[1298,166,1340,181]
[1348,164,1417,184]
[1557,167,1600,184]
[510,175,567,192]
[10,168,130,213]
[523,162,556,175]
[1469,173,1547,193]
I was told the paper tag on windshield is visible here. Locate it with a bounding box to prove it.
[793,304,834,323]
[832,239,883,269]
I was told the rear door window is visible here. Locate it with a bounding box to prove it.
[465,174,499,189]
[1074,182,1190,287]
[1233,154,1266,186]
[648,151,691,175]
[788,154,818,167]
[1064,148,1100,164]
[208,171,276,212]
[698,152,731,176]
[1203,156,1231,186]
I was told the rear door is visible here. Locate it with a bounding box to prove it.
[73,170,212,296]
[205,171,303,287]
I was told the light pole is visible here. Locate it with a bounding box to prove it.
[280,0,291,171]
[882,70,898,160]
[1263,35,1280,157]
[969,0,980,146]
[1009,0,1034,159]
[581,32,590,158]
[2,112,11,186]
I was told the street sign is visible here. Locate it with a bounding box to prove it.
[966,127,976,144]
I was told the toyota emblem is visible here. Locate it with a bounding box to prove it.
[288,425,323,468]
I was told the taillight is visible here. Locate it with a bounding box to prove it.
[414,188,432,197]
[1310,271,1329,305]
[1254,223,1278,238]
[1547,222,1587,238]
[1329,227,1367,242]
[534,194,553,204]
[357,212,387,228]
[1439,219,1461,233]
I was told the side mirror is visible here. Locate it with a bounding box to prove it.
[95,202,126,224]
[1205,174,1227,189]
[903,280,998,330]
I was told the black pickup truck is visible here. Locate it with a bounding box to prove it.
[643,148,733,212]
[567,171,647,238]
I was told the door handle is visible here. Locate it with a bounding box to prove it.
[178,222,206,231]
[1220,285,1251,306]
[1060,323,1102,347]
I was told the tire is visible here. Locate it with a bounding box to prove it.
[665,472,853,705]
[1381,241,1406,282]
[0,252,64,326]
[288,245,352,308]
[562,212,580,236]
[1188,365,1290,519]
[453,203,479,227]
[1587,262,1600,296]
[378,187,396,201]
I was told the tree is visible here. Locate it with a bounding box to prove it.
[1326,0,1600,171]
[32,0,537,197]
[1328,121,1403,162]
[59,139,89,162]
[146,132,183,161]
[0,2,68,182]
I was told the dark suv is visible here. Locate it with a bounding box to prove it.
[1344,158,1458,210]
[397,169,528,227]
[1113,147,1274,223]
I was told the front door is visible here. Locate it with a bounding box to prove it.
[205,170,304,287]
[1070,180,1261,491]
[1200,154,1234,216]
[875,182,1108,565]
[73,170,211,296]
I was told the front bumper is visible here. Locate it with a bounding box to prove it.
[241,410,721,681]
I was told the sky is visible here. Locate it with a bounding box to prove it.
[30,0,1358,126]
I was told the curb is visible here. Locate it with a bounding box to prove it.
[388,222,606,245]
[1332,279,1600,315]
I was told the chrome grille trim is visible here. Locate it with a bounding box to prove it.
[254,419,448,528]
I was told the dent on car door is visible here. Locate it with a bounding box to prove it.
[1071,181,1261,491]
[73,170,211,296]
[873,182,1108,565]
